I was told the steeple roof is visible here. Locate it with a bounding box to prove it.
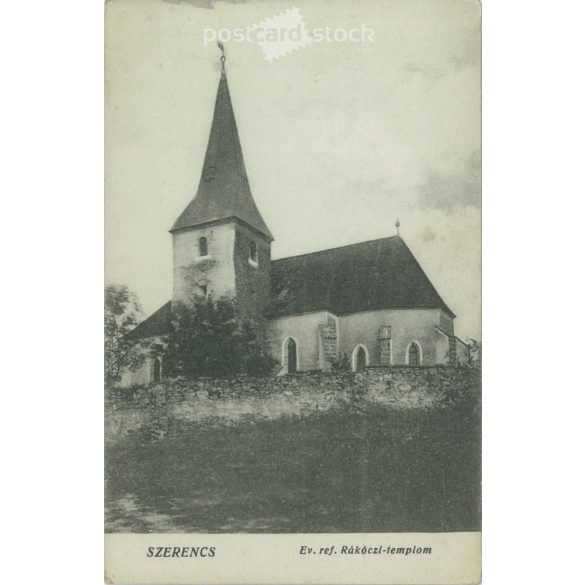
[171,67,273,239]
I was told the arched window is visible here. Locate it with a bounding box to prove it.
[356,347,367,371]
[283,337,298,374]
[352,344,369,371]
[408,342,421,366]
[199,237,208,257]
[153,357,161,382]
[249,241,258,263]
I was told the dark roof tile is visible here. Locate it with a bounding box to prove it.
[128,236,454,340]
[126,301,173,341]
[171,71,272,239]
[269,236,454,318]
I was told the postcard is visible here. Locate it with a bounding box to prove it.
[105,0,481,582]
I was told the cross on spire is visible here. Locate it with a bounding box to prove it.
[217,41,226,75]
[395,219,401,236]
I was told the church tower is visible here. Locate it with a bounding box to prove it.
[170,52,273,321]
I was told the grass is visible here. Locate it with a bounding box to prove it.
[105,398,480,533]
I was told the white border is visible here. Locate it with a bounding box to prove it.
[5,2,585,584]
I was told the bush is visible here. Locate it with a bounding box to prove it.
[330,352,351,372]
[163,295,276,379]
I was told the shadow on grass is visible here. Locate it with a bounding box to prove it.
[105,399,480,533]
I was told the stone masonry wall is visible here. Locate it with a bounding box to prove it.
[106,366,480,443]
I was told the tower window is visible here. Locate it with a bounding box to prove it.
[199,237,208,257]
[249,241,258,263]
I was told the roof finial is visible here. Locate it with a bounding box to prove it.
[217,41,226,75]
[395,218,401,236]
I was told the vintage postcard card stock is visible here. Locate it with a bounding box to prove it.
[105,0,481,583]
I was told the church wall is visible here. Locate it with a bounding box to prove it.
[118,336,166,388]
[233,223,272,321]
[454,337,470,364]
[118,309,463,388]
[439,310,455,335]
[267,312,335,373]
[434,328,451,365]
[120,359,151,388]
[172,223,236,305]
[338,309,447,367]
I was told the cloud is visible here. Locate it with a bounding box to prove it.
[416,149,481,212]
[400,19,480,81]
[449,26,481,71]
[400,61,448,82]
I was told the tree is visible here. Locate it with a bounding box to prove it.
[466,339,482,369]
[163,294,276,379]
[104,284,145,387]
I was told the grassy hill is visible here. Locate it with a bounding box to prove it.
[105,392,480,533]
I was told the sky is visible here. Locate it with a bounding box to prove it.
[105,0,481,340]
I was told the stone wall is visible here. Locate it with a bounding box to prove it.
[106,366,480,442]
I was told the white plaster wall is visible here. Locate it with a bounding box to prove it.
[439,310,455,335]
[117,336,166,388]
[434,328,451,365]
[172,223,236,305]
[338,309,450,366]
[119,359,151,388]
[267,312,334,372]
[455,337,470,364]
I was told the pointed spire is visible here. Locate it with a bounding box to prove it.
[171,49,273,239]
[217,41,226,76]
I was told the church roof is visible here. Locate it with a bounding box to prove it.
[269,236,455,318]
[171,69,273,240]
[126,301,173,341]
[128,236,454,340]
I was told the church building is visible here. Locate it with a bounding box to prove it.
[123,56,468,386]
